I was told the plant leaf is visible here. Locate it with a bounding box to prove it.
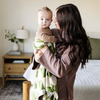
[11,33,15,37]
[18,39,23,43]
[9,39,14,42]
[5,29,7,33]
[16,41,18,44]
[8,30,10,34]
[14,36,17,39]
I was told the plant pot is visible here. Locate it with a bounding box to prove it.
[13,43,19,51]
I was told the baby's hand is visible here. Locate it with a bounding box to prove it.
[34,50,38,54]
[34,50,43,62]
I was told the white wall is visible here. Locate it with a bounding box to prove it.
[0,0,3,76]
[0,0,100,77]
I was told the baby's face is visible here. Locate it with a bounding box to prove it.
[37,10,52,28]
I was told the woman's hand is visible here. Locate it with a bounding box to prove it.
[40,44,48,53]
[34,45,48,62]
[34,50,42,62]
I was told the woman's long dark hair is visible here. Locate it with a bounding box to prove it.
[56,4,91,68]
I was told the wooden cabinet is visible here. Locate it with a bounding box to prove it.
[2,52,33,85]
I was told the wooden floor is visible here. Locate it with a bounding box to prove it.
[0,77,3,90]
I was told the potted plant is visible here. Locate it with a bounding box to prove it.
[5,29,23,51]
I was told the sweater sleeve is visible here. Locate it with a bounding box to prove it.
[37,46,73,78]
[32,56,40,70]
[36,28,56,43]
[37,32,56,43]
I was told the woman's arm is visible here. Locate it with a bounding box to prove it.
[35,45,73,78]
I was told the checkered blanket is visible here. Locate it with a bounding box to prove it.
[32,37,58,100]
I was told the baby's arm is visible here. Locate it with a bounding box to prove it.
[39,33,57,43]
[36,28,57,43]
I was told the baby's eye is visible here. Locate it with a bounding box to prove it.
[41,18,43,20]
[46,19,49,21]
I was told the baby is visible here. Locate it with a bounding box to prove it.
[33,6,57,53]
[32,6,58,100]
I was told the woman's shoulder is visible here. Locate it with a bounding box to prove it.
[62,45,80,56]
[51,28,59,39]
[51,28,58,35]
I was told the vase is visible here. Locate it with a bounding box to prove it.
[13,43,19,51]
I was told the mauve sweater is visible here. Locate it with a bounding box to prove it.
[33,29,82,100]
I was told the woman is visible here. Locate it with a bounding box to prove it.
[33,3,91,100]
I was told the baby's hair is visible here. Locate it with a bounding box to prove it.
[38,6,52,16]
